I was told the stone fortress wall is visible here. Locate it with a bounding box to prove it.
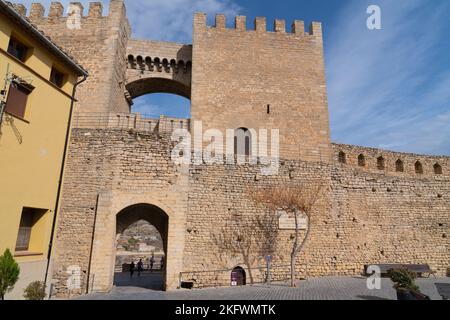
[9,1,449,295]
[49,128,449,294]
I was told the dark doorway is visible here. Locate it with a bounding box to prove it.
[231,267,246,286]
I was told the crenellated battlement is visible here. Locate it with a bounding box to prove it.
[10,1,131,114]
[194,12,322,37]
[15,1,110,21]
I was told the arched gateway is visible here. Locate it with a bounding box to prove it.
[115,204,169,289]
[88,192,187,292]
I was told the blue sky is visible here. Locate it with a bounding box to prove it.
[18,0,450,155]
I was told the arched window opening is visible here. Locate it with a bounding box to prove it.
[377,156,385,170]
[415,161,423,174]
[396,159,404,173]
[185,61,192,73]
[234,128,251,157]
[358,154,366,167]
[338,151,346,164]
[153,57,161,71]
[434,163,443,175]
[162,58,169,72]
[178,60,185,73]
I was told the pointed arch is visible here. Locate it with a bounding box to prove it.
[415,161,423,174]
[358,154,366,167]
[396,159,404,173]
[338,151,346,164]
[434,163,443,175]
[377,156,385,170]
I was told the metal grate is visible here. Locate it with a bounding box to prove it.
[15,227,32,251]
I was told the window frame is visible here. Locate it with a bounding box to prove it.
[15,207,48,254]
[49,66,67,88]
[4,79,34,120]
[7,36,30,63]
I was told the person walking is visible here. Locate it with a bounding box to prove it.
[130,261,135,278]
[137,259,144,277]
[150,254,155,272]
[160,256,165,271]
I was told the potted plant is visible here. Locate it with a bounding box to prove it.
[387,269,430,300]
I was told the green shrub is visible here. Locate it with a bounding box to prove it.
[387,269,420,292]
[23,281,46,300]
[0,249,20,300]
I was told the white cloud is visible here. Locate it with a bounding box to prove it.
[16,0,241,43]
[126,0,241,42]
[327,0,450,155]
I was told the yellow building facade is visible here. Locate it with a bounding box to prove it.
[0,1,87,299]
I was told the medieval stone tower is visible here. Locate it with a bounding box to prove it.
[12,1,449,296]
[22,0,331,162]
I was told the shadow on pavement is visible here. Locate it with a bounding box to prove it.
[114,272,164,291]
[357,295,393,301]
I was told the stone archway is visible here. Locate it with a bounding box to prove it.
[114,204,169,290]
[88,191,188,293]
[126,77,191,100]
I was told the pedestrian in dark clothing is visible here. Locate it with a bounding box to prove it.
[137,259,144,277]
[150,254,155,272]
[130,261,135,278]
[160,256,165,271]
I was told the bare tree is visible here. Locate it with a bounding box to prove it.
[251,183,326,287]
[212,209,279,285]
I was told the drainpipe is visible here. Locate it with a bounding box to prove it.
[44,74,88,298]
[85,194,100,295]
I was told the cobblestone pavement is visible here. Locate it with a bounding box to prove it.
[78,275,450,300]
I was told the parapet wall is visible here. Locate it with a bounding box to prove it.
[332,143,449,178]
[127,39,192,64]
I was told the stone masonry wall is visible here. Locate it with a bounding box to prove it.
[54,128,449,294]
[182,150,449,288]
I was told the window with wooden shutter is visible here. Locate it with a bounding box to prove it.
[5,82,32,119]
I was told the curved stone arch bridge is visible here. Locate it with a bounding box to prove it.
[125,39,192,102]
